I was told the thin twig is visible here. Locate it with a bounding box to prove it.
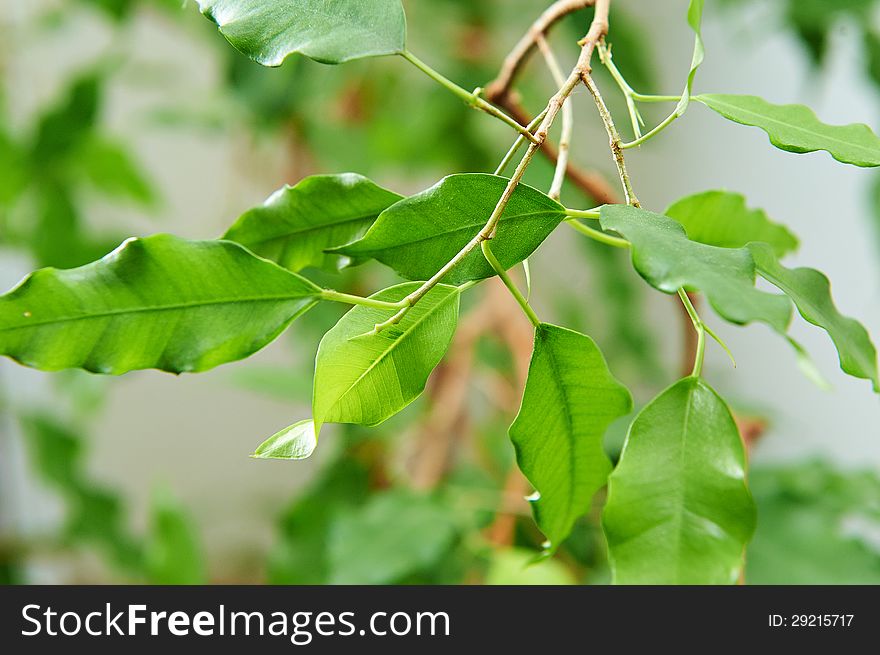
[536,34,573,201]
[485,0,596,103]
[373,3,611,333]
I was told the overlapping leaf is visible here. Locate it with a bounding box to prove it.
[599,204,792,331]
[197,0,407,66]
[665,190,799,258]
[603,377,756,584]
[749,243,879,391]
[313,282,459,431]
[0,235,321,374]
[333,174,566,284]
[223,174,402,272]
[695,94,880,167]
[509,324,632,551]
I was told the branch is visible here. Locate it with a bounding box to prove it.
[535,34,573,200]
[485,0,596,104]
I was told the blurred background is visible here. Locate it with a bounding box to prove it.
[1,0,878,585]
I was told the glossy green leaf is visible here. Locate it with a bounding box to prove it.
[694,94,880,167]
[0,235,321,374]
[313,282,459,431]
[749,243,879,391]
[144,488,205,585]
[600,205,792,331]
[251,419,317,460]
[328,488,458,584]
[665,190,799,258]
[509,324,632,550]
[603,377,756,584]
[197,0,407,66]
[332,174,566,284]
[223,173,402,273]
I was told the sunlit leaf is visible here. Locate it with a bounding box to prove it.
[603,377,756,584]
[196,0,407,66]
[251,419,317,460]
[509,324,632,551]
[333,174,565,284]
[665,190,799,258]
[695,94,880,167]
[313,282,459,431]
[485,548,577,585]
[0,235,321,374]
[223,173,402,273]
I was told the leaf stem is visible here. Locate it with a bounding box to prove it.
[536,34,573,200]
[678,288,705,377]
[480,240,540,327]
[598,43,643,140]
[495,109,548,176]
[401,50,540,144]
[564,207,602,220]
[320,289,407,311]
[630,93,682,103]
[566,219,629,248]
[621,110,678,149]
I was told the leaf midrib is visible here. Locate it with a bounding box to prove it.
[0,292,317,333]
[235,211,381,248]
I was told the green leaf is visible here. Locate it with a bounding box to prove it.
[677,0,705,114]
[223,173,402,273]
[76,136,156,207]
[748,243,879,391]
[251,419,317,460]
[313,282,459,431]
[332,174,566,284]
[145,488,205,585]
[694,94,880,167]
[0,235,321,374]
[509,324,632,550]
[196,0,407,66]
[603,377,756,584]
[327,488,458,584]
[600,205,792,331]
[665,190,799,258]
[485,548,577,585]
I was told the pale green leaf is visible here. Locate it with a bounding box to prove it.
[485,548,577,585]
[196,0,407,66]
[665,190,799,258]
[313,282,459,431]
[223,173,402,273]
[509,324,632,550]
[600,204,792,331]
[331,174,566,284]
[677,0,705,114]
[251,419,317,460]
[749,242,879,391]
[0,235,321,374]
[603,377,756,584]
[328,489,458,584]
[695,94,880,167]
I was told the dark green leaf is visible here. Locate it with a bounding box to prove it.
[749,242,879,391]
[0,235,321,374]
[333,174,566,284]
[223,173,402,272]
[665,190,799,258]
[603,377,756,584]
[252,419,317,460]
[600,205,792,331]
[197,0,407,66]
[313,282,459,431]
[695,94,880,167]
[327,488,458,584]
[509,324,632,550]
